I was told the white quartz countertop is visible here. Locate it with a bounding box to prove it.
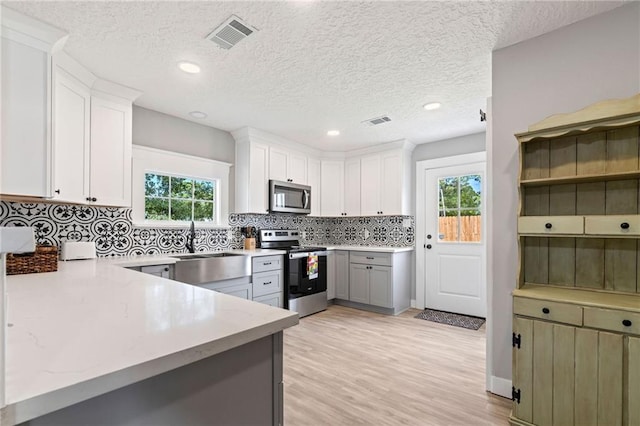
[325,245,414,253]
[108,248,286,268]
[4,254,297,424]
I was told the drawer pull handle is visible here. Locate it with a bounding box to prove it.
[542,307,550,314]
[264,281,272,285]
[623,319,632,327]
[544,223,552,229]
[621,222,630,230]
[366,257,375,260]
[264,262,272,266]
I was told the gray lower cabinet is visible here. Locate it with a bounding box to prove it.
[252,255,284,308]
[334,250,350,300]
[140,264,173,279]
[199,277,253,300]
[337,250,410,315]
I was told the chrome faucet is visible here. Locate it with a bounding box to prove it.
[185,221,196,253]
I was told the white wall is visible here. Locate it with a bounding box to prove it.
[490,2,639,383]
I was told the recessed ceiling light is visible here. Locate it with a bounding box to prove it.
[178,61,201,74]
[327,130,340,136]
[189,111,207,119]
[423,102,441,111]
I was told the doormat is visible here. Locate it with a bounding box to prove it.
[414,309,485,330]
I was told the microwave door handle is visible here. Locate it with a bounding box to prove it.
[303,190,310,209]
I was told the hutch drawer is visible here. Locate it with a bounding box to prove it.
[518,216,584,235]
[513,297,583,326]
[583,307,640,335]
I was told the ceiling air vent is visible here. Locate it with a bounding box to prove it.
[206,15,255,50]
[363,115,392,126]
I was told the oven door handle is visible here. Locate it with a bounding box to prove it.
[289,251,328,259]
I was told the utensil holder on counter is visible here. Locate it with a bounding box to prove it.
[244,238,256,250]
[6,245,58,275]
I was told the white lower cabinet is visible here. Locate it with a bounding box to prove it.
[140,264,172,279]
[216,282,253,300]
[349,263,392,308]
[251,255,284,308]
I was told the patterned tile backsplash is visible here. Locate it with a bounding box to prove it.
[0,201,414,257]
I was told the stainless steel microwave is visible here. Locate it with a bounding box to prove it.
[269,180,311,214]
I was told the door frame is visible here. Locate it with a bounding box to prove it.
[415,151,489,387]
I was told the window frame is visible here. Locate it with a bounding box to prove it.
[132,145,231,228]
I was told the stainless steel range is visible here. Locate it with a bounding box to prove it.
[259,229,328,317]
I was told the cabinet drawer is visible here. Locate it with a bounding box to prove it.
[518,216,584,235]
[252,270,282,298]
[584,307,640,336]
[252,255,283,273]
[253,293,283,308]
[349,251,392,266]
[584,215,640,236]
[513,297,583,326]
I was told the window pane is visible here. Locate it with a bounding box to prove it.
[171,177,193,199]
[145,174,169,197]
[460,209,481,242]
[194,180,214,200]
[438,215,458,242]
[194,201,214,222]
[171,200,192,221]
[438,177,459,211]
[460,174,481,208]
[145,197,169,220]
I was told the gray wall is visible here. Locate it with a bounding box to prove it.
[132,106,236,208]
[490,2,639,382]
[410,132,486,299]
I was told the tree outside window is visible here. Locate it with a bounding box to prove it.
[145,173,216,222]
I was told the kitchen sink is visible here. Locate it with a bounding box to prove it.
[171,252,251,284]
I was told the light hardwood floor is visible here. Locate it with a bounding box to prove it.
[283,305,511,425]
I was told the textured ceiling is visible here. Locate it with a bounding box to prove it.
[4,1,627,151]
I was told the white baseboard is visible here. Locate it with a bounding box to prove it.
[490,376,512,399]
[410,299,416,309]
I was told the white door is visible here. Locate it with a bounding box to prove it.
[422,161,486,317]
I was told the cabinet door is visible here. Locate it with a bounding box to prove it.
[628,336,640,425]
[1,37,52,197]
[140,265,171,279]
[360,154,380,215]
[512,316,624,426]
[288,151,307,184]
[269,147,288,182]
[349,264,369,304]
[369,265,392,308]
[249,142,269,213]
[307,158,321,216]
[253,292,282,308]
[335,251,349,299]
[326,251,336,300]
[320,160,344,216]
[380,151,403,215]
[89,96,132,207]
[344,158,361,216]
[52,68,91,204]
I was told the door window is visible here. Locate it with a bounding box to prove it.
[437,174,481,243]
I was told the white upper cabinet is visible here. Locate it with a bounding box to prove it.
[360,154,380,216]
[89,94,133,207]
[269,146,307,184]
[307,158,321,216]
[52,64,91,204]
[1,7,67,198]
[234,130,269,214]
[320,160,344,216]
[344,158,361,216]
[51,53,139,207]
[359,149,409,216]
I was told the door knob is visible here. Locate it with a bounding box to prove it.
[426,244,432,249]
[427,234,432,239]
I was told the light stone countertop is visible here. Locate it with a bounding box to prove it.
[4,251,297,425]
[106,248,287,268]
[325,245,414,253]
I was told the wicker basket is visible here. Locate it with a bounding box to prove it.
[6,245,59,275]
